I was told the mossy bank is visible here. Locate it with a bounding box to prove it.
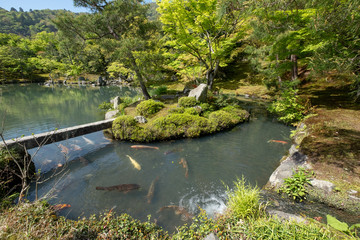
[111,97,250,142]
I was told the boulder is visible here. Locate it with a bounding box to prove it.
[188,83,208,102]
[267,210,307,223]
[134,116,147,124]
[105,110,119,120]
[97,76,106,86]
[309,179,335,193]
[110,96,121,109]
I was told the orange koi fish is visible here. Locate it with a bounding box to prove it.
[268,140,288,144]
[52,204,71,211]
[131,145,159,150]
[59,144,69,154]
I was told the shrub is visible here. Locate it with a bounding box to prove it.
[222,105,249,121]
[268,85,305,125]
[112,115,139,140]
[150,85,167,96]
[208,111,235,131]
[226,177,262,220]
[135,99,165,117]
[184,107,200,115]
[178,96,198,108]
[151,113,213,138]
[278,167,313,202]
[168,107,185,114]
[98,102,113,111]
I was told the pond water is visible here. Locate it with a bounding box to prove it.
[0,84,293,232]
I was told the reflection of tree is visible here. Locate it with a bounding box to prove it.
[0,85,137,138]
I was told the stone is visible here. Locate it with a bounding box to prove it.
[267,210,306,223]
[97,76,106,86]
[105,110,119,120]
[110,96,121,109]
[203,233,219,240]
[134,116,147,124]
[78,76,85,81]
[309,179,335,193]
[188,83,208,102]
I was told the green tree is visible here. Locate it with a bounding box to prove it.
[157,0,249,90]
[54,0,158,99]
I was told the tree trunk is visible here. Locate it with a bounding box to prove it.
[129,52,151,100]
[291,54,298,80]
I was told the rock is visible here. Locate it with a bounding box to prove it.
[188,83,208,102]
[97,76,106,86]
[78,76,85,81]
[134,116,147,124]
[203,233,219,240]
[183,86,191,95]
[309,179,335,193]
[110,96,121,109]
[348,189,358,195]
[267,210,307,223]
[105,110,119,120]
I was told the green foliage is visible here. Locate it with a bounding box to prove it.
[178,97,198,108]
[98,101,113,111]
[226,177,262,220]
[211,94,241,109]
[184,107,200,115]
[241,216,340,239]
[268,84,306,125]
[135,99,165,117]
[150,86,168,96]
[152,113,213,139]
[172,209,218,239]
[326,214,360,237]
[278,167,313,202]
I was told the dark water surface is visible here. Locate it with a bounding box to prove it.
[1,84,294,231]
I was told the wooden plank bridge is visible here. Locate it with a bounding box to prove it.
[0,118,115,150]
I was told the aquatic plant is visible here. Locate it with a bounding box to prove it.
[136,99,165,117]
[178,96,198,108]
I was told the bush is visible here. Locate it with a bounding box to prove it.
[135,99,165,117]
[112,115,139,140]
[98,102,113,111]
[151,113,213,138]
[184,107,200,115]
[150,86,167,96]
[278,167,313,202]
[268,85,305,125]
[168,107,185,114]
[178,97,198,108]
[226,177,262,220]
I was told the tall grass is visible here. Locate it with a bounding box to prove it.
[226,177,263,220]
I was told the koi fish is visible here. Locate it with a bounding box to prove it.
[164,148,184,155]
[314,216,323,222]
[179,158,189,178]
[126,155,141,170]
[131,145,159,150]
[268,140,288,144]
[147,176,159,204]
[59,144,69,154]
[78,156,89,165]
[158,205,193,221]
[96,184,140,193]
[71,144,82,151]
[52,204,71,211]
[82,136,95,145]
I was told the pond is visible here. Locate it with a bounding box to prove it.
[0,84,293,232]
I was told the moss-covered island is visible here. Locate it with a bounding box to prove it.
[111,97,250,142]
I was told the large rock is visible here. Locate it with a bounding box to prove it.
[110,96,121,109]
[203,233,219,240]
[188,83,208,102]
[105,110,119,120]
[268,144,310,189]
[309,179,335,193]
[267,210,307,223]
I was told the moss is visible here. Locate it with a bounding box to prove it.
[135,99,165,117]
[178,96,198,108]
[184,107,200,115]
